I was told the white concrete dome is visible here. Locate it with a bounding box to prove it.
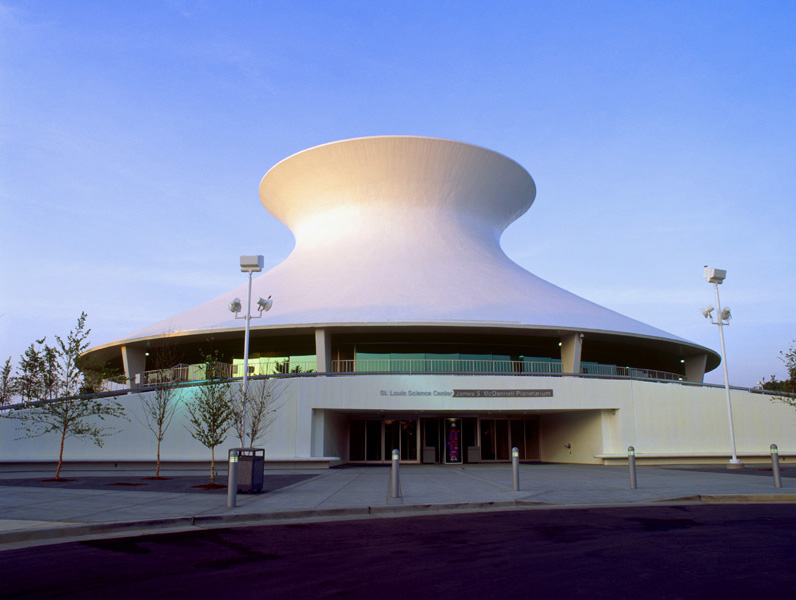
[87,136,719,375]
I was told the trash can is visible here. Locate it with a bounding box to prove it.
[235,448,265,493]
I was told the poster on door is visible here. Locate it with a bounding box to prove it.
[447,428,461,463]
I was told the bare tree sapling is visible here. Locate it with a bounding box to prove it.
[139,339,183,478]
[231,374,284,448]
[185,353,234,484]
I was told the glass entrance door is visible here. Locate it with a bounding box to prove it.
[444,418,463,464]
[421,418,440,463]
[384,419,418,462]
[479,418,540,461]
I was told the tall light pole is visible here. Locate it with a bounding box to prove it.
[228,255,272,442]
[701,266,742,468]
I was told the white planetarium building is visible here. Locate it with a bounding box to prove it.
[8,136,792,469]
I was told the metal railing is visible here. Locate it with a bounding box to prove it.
[141,360,318,386]
[141,362,233,385]
[330,359,683,381]
[580,364,683,381]
[138,358,682,384]
[231,360,317,376]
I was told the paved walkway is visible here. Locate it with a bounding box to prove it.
[1,463,793,549]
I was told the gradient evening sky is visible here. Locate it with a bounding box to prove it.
[1,1,794,386]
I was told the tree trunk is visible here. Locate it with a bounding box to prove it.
[56,432,66,480]
[210,446,215,484]
[156,438,161,479]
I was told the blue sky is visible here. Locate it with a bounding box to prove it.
[1,1,794,386]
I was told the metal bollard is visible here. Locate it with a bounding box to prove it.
[512,447,520,491]
[771,444,782,488]
[391,449,401,498]
[227,449,239,507]
[628,446,637,489]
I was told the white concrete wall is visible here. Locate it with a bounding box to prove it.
[322,410,350,461]
[1,375,794,467]
[540,410,604,464]
[618,379,796,458]
[0,380,301,466]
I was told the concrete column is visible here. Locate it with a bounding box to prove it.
[684,354,707,383]
[121,345,147,388]
[315,328,331,373]
[311,409,325,458]
[294,384,313,458]
[561,333,584,374]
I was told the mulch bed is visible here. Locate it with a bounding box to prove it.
[193,482,227,490]
[0,474,318,494]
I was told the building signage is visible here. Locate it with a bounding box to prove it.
[452,389,553,398]
[379,388,553,398]
[380,390,452,397]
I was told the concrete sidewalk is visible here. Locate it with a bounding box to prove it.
[1,464,793,549]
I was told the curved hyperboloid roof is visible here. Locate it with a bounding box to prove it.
[90,136,717,366]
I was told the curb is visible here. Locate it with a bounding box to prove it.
[2,494,794,549]
[696,493,796,503]
[650,494,796,504]
[0,517,196,547]
[0,502,525,547]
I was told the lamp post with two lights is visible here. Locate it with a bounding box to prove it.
[226,256,272,505]
[701,266,742,468]
[228,255,272,401]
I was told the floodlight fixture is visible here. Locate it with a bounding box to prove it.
[240,255,264,273]
[720,307,731,321]
[256,296,273,313]
[229,298,242,314]
[703,266,726,285]
[701,305,714,319]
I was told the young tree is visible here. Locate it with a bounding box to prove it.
[761,341,796,409]
[185,353,234,484]
[16,341,46,404]
[140,373,180,479]
[8,313,126,479]
[41,343,60,401]
[55,313,93,396]
[0,357,13,406]
[138,340,183,478]
[230,375,284,448]
[13,395,126,480]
